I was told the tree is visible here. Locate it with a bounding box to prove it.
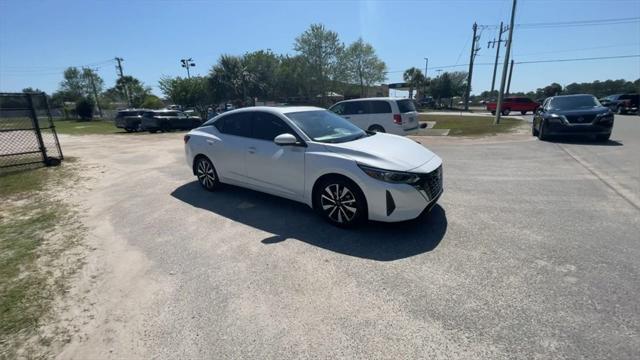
[543,83,563,97]
[158,76,211,115]
[75,97,94,120]
[57,67,85,101]
[429,71,467,106]
[22,87,43,93]
[242,50,280,100]
[140,95,164,109]
[403,67,425,99]
[294,24,343,104]
[275,55,310,101]
[339,38,387,97]
[104,76,151,108]
[209,54,258,105]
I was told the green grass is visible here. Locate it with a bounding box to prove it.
[0,163,84,357]
[53,119,121,135]
[419,114,524,136]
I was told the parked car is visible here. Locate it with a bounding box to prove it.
[114,109,146,132]
[418,97,436,108]
[532,94,614,141]
[599,94,639,114]
[141,110,202,133]
[486,97,540,115]
[184,106,443,227]
[328,97,420,135]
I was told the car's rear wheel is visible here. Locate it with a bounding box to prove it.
[368,125,385,133]
[521,111,527,115]
[195,156,219,191]
[490,111,496,115]
[315,177,366,227]
[502,108,511,116]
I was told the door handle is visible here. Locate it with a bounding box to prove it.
[248,146,256,154]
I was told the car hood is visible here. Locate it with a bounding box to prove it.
[549,107,610,116]
[322,133,437,172]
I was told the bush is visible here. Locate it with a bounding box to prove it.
[75,97,94,121]
[140,95,164,109]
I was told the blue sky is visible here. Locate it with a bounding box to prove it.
[1,0,639,97]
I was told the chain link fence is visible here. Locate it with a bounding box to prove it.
[0,92,63,170]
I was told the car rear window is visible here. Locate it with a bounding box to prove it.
[396,100,416,113]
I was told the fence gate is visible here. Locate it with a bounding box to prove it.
[0,92,63,169]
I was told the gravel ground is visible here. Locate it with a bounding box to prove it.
[55,115,639,359]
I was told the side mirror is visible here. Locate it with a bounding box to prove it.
[274,133,298,146]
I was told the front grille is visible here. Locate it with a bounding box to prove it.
[565,114,596,124]
[415,165,443,201]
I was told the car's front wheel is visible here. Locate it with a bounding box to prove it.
[315,177,366,227]
[538,120,549,141]
[195,156,220,191]
[502,108,511,116]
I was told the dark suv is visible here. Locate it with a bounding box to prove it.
[115,109,146,132]
[533,94,614,141]
[140,110,203,133]
[599,94,639,114]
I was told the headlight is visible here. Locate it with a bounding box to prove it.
[358,164,420,184]
[547,113,566,123]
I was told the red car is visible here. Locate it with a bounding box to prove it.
[486,97,540,115]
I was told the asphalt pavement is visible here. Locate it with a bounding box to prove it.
[59,115,639,359]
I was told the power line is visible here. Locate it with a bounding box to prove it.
[515,54,640,64]
[517,16,640,29]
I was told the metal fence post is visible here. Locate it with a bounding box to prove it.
[43,93,64,161]
[25,93,50,165]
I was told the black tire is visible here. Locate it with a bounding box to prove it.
[502,108,511,116]
[538,120,549,141]
[368,125,386,133]
[490,111,496,115]
[532,123,539,137]
[314,177,367,227]
[521,111,527,115]
[125,128,133,133]
[595,133,611,142]
[194,156,220,191]
[149,129,158,134]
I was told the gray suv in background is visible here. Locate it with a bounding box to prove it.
[115,109,146,132]
[140,110,203,133]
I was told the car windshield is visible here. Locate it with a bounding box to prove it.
[285,110,367,143]
[548,96,601,110]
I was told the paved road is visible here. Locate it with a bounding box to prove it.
[59,115,639,359]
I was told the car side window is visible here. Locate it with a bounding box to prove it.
[330,103,345,115]
[214,113,251,137]
[344,101,366,115]
[251,112,294,141]
[369,101,391,114]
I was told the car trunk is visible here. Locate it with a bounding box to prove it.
[397,99,419,131]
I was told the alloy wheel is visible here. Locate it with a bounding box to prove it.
[196,158,216,189]
[320,183,357,224]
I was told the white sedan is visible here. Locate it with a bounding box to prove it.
[184,106,443,227]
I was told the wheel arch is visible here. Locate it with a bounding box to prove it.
[192,153,211,175]
[311,173,369,216]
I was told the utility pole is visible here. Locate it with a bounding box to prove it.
[464,22,481,111]
[488,22,507,93]
[114,57,131,108]
[506,59,515,96]
[424,57,428,78]
[495,0,517,125]
[180,58,196,78]
[84,67,103,117]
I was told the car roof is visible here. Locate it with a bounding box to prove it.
[222,106,324,116]
[550,94,595,99]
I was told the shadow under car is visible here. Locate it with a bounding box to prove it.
[171,181,447,261]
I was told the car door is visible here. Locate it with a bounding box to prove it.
[343,101,369,130]
[243,111,306,199]
[367,100,392,130]
[210,112,251,183]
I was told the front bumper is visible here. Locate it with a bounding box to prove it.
[362,158,443,222]
[545,118,613,135]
